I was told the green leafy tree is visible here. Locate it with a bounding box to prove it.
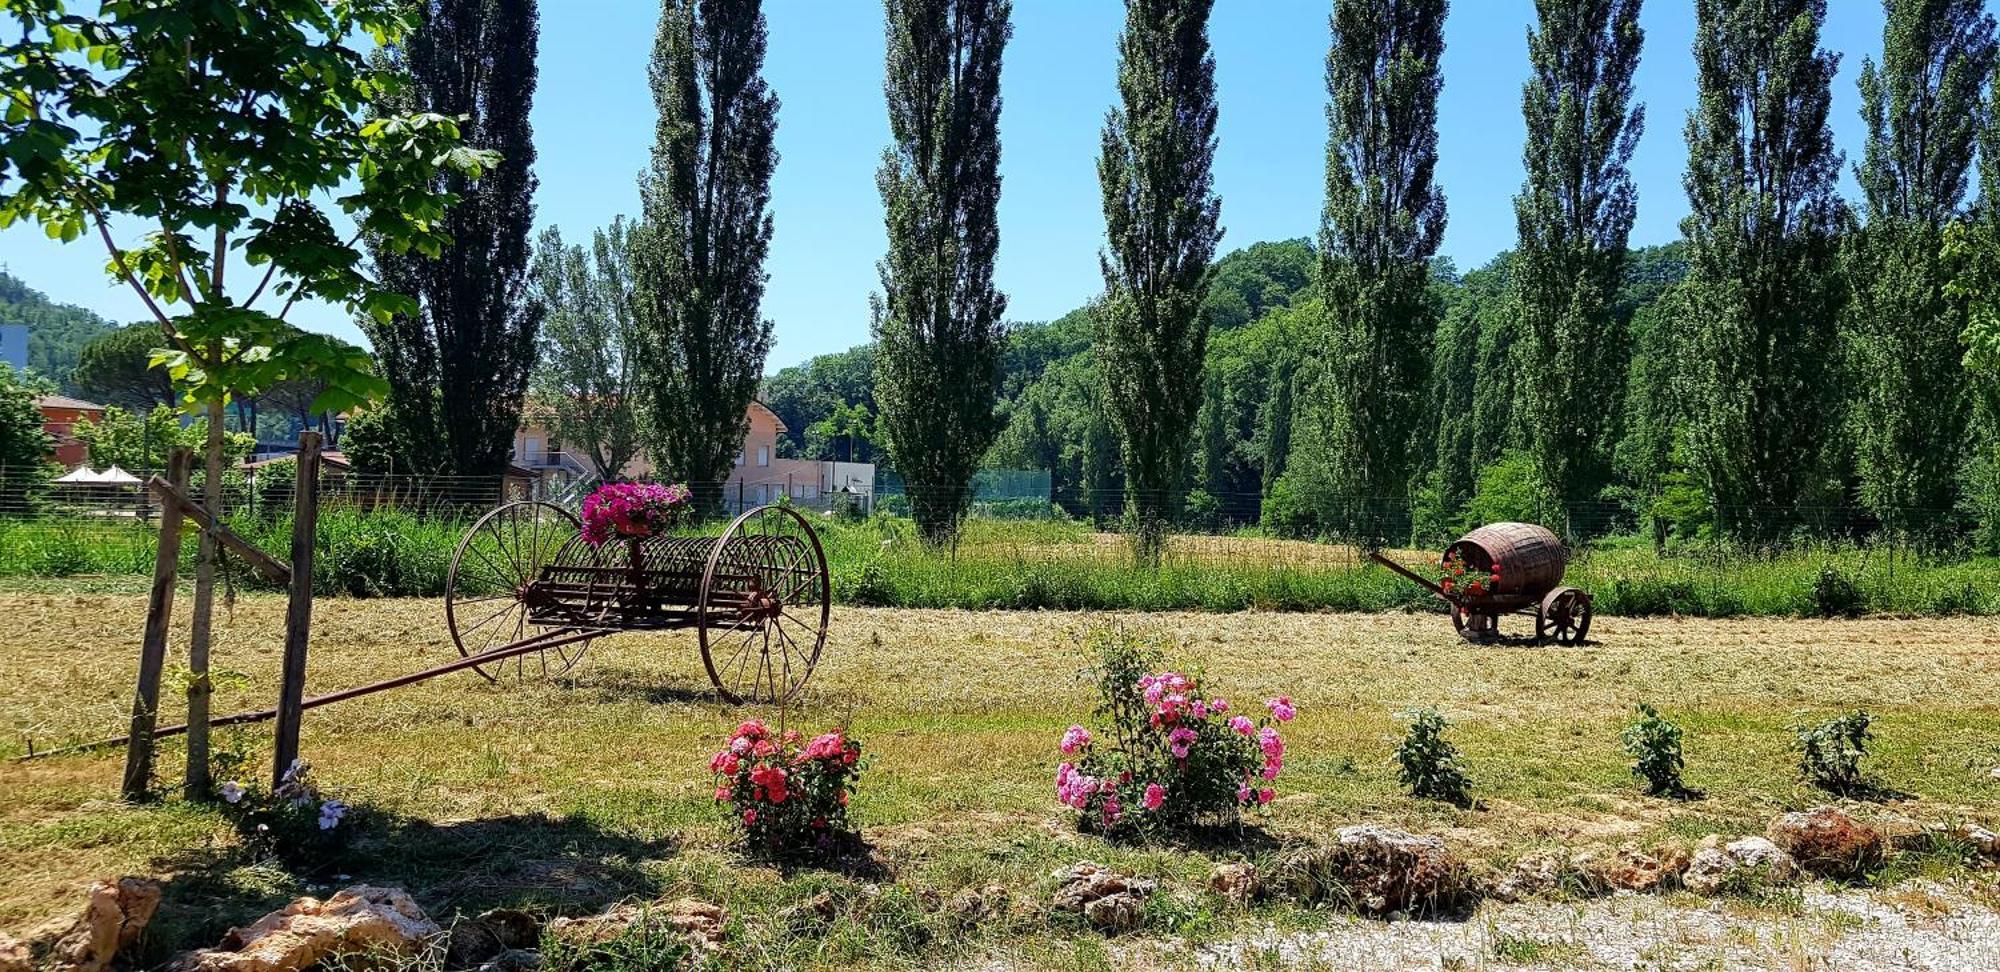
[1844,0,1996,548]
[1426,254,1517,524]
[1295,0,1448,545]
[1096,0,1223,560]
[365,0,543,479]
[872,0,1012,545]
[805,401,875,464]
[1513,0,1645,527]
[761,345,876,459]
[1952,68,2000,547]
[69,324,176,410]
[73,405,253,472]
[0,365,53,505]
[635,0,780,510]
[1,0,493,796]
[1677,0,1848,545]
[528,220,645,480]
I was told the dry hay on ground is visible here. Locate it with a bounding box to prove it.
[2,591,1999,938]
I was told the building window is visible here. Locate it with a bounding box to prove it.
[757,445,769,467]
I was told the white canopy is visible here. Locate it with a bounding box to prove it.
[52,465,142,486]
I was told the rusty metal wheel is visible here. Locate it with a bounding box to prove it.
[446,501,595,681]
[1538,586,1592,646]
[697,504,831,705]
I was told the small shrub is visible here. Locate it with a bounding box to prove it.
[1797,710,1872,794]
[1929,581,1984,616]
[215,759,353,867]
[710,720,863,860]
[1620,703,1695,798]
[1395,707,1472,806]
[1810,566,1865,617]
[849,557,894,606]
[1055,626,1296,836]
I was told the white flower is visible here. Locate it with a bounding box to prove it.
[219,781,245,805]
[317,799,348,830]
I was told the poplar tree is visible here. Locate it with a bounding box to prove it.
[1845,0,1996,546]
[636,0,779,509]
[1677,0,1847,545]
[1306,0,1448,542]
[1096,0,1223,561]
[366,0,543,479]
[873,0,1013,545]
[1513,0,1645,527]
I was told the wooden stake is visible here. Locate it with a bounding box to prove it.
[123,447,192,801]
[271,431,320,786]
[186,400,225,797]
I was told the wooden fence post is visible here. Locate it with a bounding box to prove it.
[123,447,193,801]
[271,431,321,787]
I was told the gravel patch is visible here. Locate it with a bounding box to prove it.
[1185,882,2000,971]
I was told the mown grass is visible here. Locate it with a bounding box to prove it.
[2,593,1998,968]
[8,509,2000,620]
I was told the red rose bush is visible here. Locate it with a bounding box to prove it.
[711,719,863,859]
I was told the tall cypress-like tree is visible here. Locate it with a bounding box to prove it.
[1845,0,1996,546]
[366,0,541,478]
[1677,0,1847,544]
[1096,0,1223,560]
[1513,0,1644,528]
[1302,0,1447,543]
[873,0,1012,545]
[636,0,779,509]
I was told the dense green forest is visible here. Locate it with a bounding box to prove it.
[763,238,1705,541]
[0,270,116,393]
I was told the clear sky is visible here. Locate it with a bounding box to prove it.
[0,0,1904,372]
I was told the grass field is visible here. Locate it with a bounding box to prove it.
[9,509,2000,619]
[3,587,2000,967]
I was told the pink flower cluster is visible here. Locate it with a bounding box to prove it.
[1056,668,1298,832]
[710,719,862,858]
[581,481,693,546]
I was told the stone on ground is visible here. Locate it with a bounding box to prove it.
[1766,806,1885,877]
[32,876,161,972]
[1277,825,1466,916]
[174,885,441,972]
[1050,862,1156,933]
[1684,836,1797,895]
[544,898,726,954]
[1209,862,1262,906]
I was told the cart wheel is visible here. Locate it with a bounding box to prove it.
[698,504,831,705]
[446,501,595,681]
[1538,587,1592,646]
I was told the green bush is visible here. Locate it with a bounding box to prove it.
[1810,566,1866,617]
[1620,703,1693,798]
[1797,710,1872,794]
[1395,707,1472,806]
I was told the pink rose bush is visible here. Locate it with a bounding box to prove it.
[581,481,694,546]
[1055,628,1296,836]
[711,719,863,859]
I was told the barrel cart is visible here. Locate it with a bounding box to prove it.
[1368,522,1593,645]
[445,501,831,704]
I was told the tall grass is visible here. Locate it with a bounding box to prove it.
[4,509,1999,617]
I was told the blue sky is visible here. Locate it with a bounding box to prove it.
[1,0,1902,371]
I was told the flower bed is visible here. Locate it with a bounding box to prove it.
[1055,627,1295,836]
[711,719,863,859]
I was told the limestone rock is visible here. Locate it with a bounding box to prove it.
[943,884,1010,927]
[545,899,726,954]
[1488,851,1562,903]
[1208,862,1262,906]
[1277,826,1466,915]
[0,934,30,972]
[36,877,161,972]
[1766,806,1885,877]
[1050,862,1155,933]
[176,885,441,972]
[1599,845,1679,893]
[1684,836,1797,895]
[1956,822,2000,858]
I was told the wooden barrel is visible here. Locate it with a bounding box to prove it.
[1443,522,1566,598]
